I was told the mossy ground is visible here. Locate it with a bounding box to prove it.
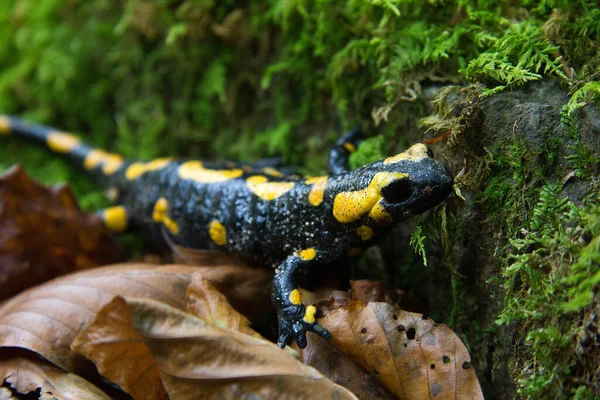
[1,1,599,397]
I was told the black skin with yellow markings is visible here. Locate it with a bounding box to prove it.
[0,115,454,348]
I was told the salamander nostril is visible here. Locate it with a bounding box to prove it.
[381,179,412,203]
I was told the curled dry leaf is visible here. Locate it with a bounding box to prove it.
[186,272,263,338]
[321,301,484,400]
[0,262,273,374]
[0,165,121,300]
[0,357,110,399]
[122,297,357,400]
[70,297,168,400]
[0,264,203,371]
[70,273,264,399]
[170,245,273,323]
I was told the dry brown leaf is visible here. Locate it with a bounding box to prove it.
[301,334,396,400]
[70,297,168,400]
[186,272,262,338]
[0,264,201,371]
[171,246,273,322]
[0,357,110,399]
[0,262,274,372]
[0,165,121,300]
[70,272,267,399]
[187,264,273,325]
[321,301,484,400]
[122,297,357,400]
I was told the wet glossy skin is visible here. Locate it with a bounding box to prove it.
[0,115,454,348]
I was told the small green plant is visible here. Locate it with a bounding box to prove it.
[409,220,428,267]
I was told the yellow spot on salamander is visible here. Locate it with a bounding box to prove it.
[305,176,328,206]
[163,218,180,235]
[247,175,295,200]
[209,219,227,246]
[369,202,392,222]
[0,116,10,135]
[332,172,408,223]
[297,248,316,261]
[179,161,243,183]
[152,198,168,221]
[103,206,128,233]
[343,142,357,153]
[356,225,374,241]
[383,143,429,165]
[303,305,316,324]
[152,197,180,235]
[125,158,172,180]
[288,289,302,306]
[262,167,283,177]
[84,149,124,175]
[47,131,81,153]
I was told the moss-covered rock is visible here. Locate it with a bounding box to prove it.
[400,80,599,398]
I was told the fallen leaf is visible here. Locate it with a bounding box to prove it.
[0,261,276,372]
[169,245,273,323]
[0,165,121,300]
[70,272,267,399]
[321,301,484,400]
[186,272,262,338]
[70,297,168,400]
[0,264,202,371]
[0,356,111,399]
[301,334,396,400]
[123,297,358,400]
[188,263,273,324]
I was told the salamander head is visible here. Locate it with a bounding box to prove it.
[330,144,453,227]
[376,143,453,222]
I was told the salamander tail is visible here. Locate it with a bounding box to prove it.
[0,115,125,177]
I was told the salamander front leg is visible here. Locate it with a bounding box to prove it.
[328,128,364,175]
[272,250,331,348]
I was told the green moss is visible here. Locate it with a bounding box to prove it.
[561,107,599,179]
[565,81,600,115]
[348,135,385,170]
[463,22,567,97]
[497,184,600,398]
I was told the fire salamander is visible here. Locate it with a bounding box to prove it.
[0,115,453,348]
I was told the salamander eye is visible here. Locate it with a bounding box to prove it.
[381,179,412,204]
